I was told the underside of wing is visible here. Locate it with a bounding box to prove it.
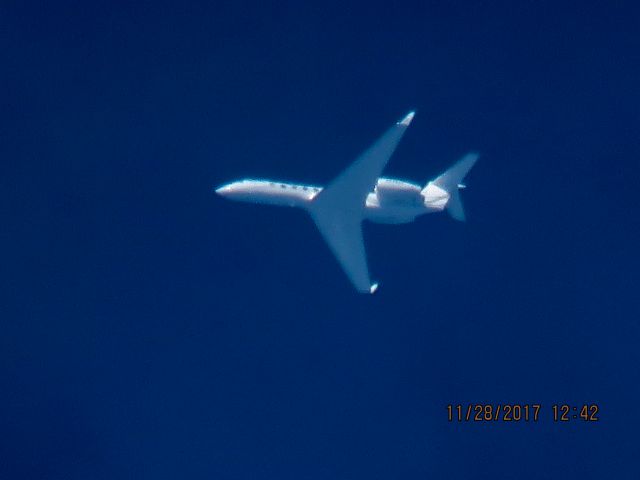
[311,207,372,293]
[309,111,415,293]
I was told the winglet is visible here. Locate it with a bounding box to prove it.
[370,283,379,294]
[398,111,415,126]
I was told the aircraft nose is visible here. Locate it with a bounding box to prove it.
[215,184,233,195]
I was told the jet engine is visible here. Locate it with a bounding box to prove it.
[374,178,423,205]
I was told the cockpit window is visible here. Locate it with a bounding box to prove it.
[280,184,286,188]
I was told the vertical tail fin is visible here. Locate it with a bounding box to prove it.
[432,152,479,222]
[446,189,467,221]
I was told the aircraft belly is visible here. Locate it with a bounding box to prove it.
[364,204,424,224]
[240,191,311,207]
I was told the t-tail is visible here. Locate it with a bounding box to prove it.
[423,152,479,221]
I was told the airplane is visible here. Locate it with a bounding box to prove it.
[215,111,478,294]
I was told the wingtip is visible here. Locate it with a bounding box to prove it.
[398,111,415,126]
[369,283,379,294]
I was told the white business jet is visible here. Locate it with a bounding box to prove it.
[216,111,478,293]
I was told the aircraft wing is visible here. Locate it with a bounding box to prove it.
[309,111,415,293]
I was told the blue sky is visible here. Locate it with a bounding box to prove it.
[1,1,639,478]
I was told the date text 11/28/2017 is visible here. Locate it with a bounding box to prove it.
[446,404,599,422]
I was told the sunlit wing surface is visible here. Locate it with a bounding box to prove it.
[309,111,415,293]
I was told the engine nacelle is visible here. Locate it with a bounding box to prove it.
[374,178,423,205]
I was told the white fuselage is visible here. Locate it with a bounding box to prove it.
[215,177,450,224]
